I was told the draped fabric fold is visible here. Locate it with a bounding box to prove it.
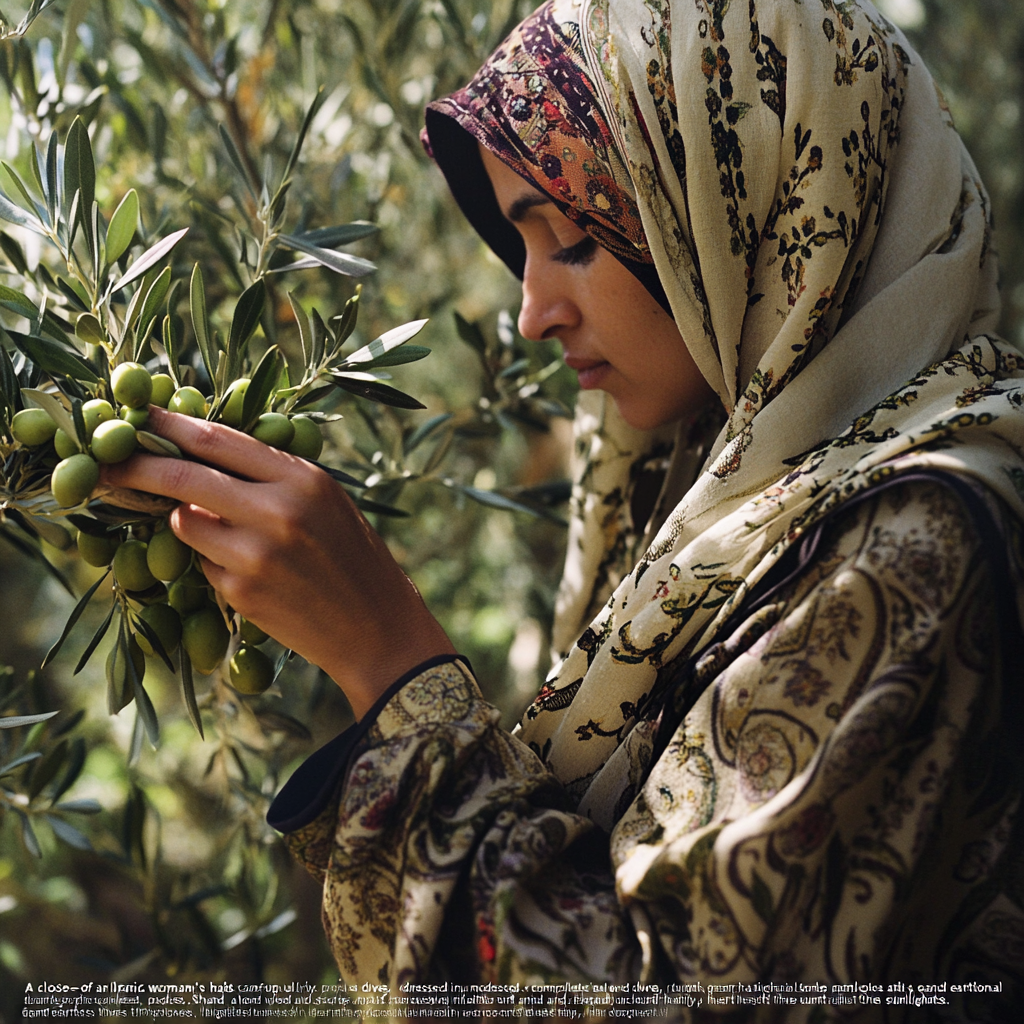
[425,0,1024,794]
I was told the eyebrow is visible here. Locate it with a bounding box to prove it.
[506,192,551,223]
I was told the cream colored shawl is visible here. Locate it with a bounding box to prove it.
[520,0,1024,795]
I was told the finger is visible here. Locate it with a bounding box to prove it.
[101,453,268,522]
[144,406,299,482]
[171,504,241,573]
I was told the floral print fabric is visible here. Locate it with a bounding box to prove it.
[279,0,1024,1016]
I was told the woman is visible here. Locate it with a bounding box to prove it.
[105,0,1024,1016]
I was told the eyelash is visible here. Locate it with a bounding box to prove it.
[552,236,598,267]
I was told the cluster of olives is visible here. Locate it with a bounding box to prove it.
[80,521,277,696]
[10,362,324,509]
[8,361,318,697]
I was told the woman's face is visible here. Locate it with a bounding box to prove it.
[480,146,716,430]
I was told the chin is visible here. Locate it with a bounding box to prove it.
[612,398,671,431]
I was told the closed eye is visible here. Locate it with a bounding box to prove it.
[552,236,599,267]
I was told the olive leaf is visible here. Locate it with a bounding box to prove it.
[108,227,189,295]
[106,188,139,264]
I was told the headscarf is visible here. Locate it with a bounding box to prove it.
[424,0,1024,797]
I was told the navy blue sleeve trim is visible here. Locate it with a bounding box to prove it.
[267,653,472,834]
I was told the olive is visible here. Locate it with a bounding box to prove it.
[220,378,250,428]
[120,406,150,429]
[11,408,57,447]
[90,420,137,464]
[147,528,193,582]
[182,605,230,673]
[51,454,99,507]
[54,429,80,459]
[111,362,153,409]
[168,387,208,417]
[252,412,294,449]
[135,603,182,657]
[113,539,158,592]
[168,578,208,616]
[83,399,114,439]
[287,416,323,460]
[228,644,275,694]
[239,618,270,645]
[77,529,120,567]
[150,373,176,408]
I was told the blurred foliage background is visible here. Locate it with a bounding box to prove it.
[0,0,1021,1018]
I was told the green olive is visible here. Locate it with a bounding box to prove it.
[82,398,115,439]
[219,378,250,428]
[135,603,182,657]
[150,373,176,408]
[51,454,99,507]
[252,412,294,449]
[54,428,80,459]
[90,419,137,464]
[168,578,208,616]
[113,539,158,592]
[168,386,208,417]
[111,362,153,409]
[287,416,323,460]
[228,644,275,694]
[239,618,270,645]
[77,529,121,567]
[11,408,57,447]
[120,406,150,429]
[147,528,193,582]
[182,604,230,673]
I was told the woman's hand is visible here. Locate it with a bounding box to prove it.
[101,406,455,719]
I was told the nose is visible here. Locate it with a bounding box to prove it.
[517,254,581,342]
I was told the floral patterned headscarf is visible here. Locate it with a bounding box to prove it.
[425,0,1024,788]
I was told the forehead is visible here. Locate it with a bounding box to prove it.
[479,145,551,217]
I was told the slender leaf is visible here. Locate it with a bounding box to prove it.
[134,266,172,355]
[295,222,377,248]
[56,798,102,814]
[404,413,453,455]
[330,374,425,409]
[0,752,43,776]
[0,231,29,274]
[45,128,58,226]
[74,601,116,675]
[451,482,559,519]
[9,330,99,383]
[0,710,58,729]
[75,312,105,346]
[51,736,86,802]
[278,232,375,277]
[16,810,41,858]
[179,648,203,739]
[357,344,430,369]
[1,161,45,220]
[64,118,96,253]
[46,815,92,850]
[354,496,409,518]
[240,344,282,431]
[311,462,363,487]
[0,187,44,234]
[22,388,77,440]
[342,318,427,365]
[332,291,360,346]
[218,124,257,199]
[282,88,325,186]
[188,263,215,382]
[227,279,265,358]
[42,570,110,668]
[136,430,182,457]
[133,677,159,746]
[28,739,68,800]
[106,188,139,264]
[109,227,188,295]
[287,292,311,366]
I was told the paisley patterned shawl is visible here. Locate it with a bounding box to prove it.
[425,0,1024,799]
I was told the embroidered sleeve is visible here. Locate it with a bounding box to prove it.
[291,483,1022,1015]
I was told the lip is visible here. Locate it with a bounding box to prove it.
[564,355,610,390]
